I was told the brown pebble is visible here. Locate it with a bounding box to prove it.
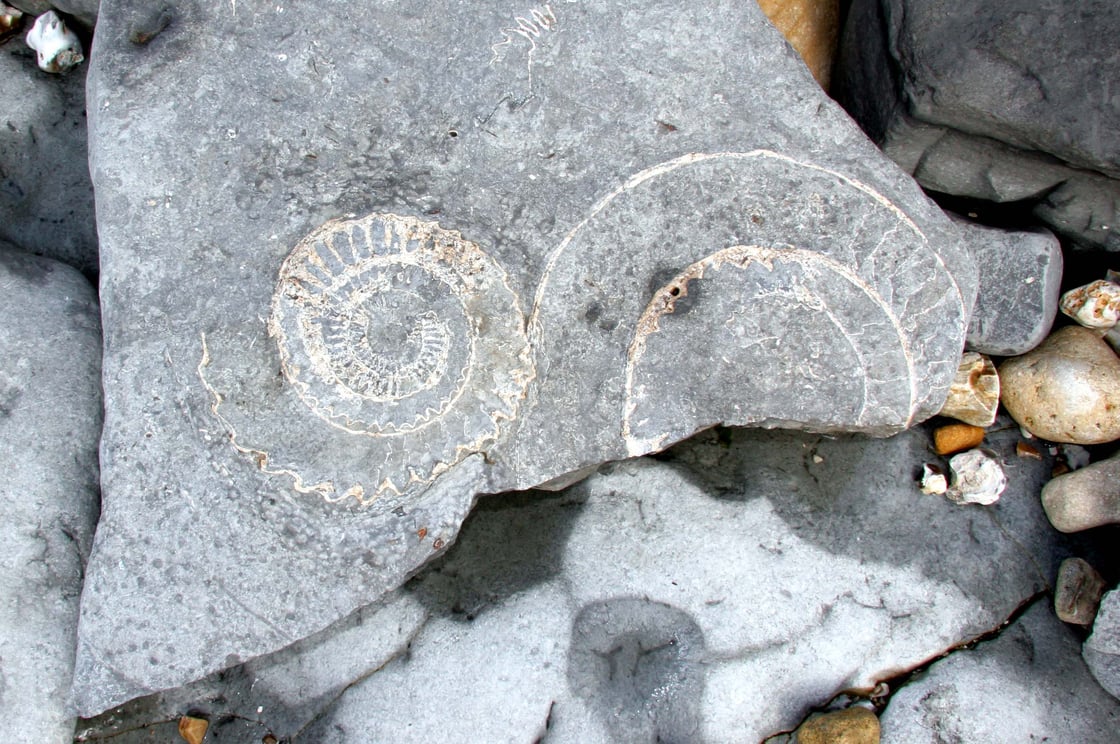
[999,326,1120,445]
[1016,441,1043,460]
[178,716,208,744]
[1055,557,1107,626]
[933,423,985,455]
[757,0,840,89]
[796,706,880,744]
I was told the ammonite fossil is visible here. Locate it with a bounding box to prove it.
[203,213,533,507]
[515,150,973,469]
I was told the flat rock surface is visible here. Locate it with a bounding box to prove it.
[77,424,1073,742]
[880,601,1120,742]
[0,40,97,275]
[77,0,976,713]
[0,245,101,743]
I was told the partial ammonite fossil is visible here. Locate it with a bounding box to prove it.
[504,150,974,481]
[202,213,533,507]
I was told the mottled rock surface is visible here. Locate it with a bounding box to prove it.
[0,245,101,743]
[76,0,977,713]
[880,602,1120,741]
[1085,589,1120,701]
[956,220,1062,356]
[0,39,96,274]
[836,0,1120,250]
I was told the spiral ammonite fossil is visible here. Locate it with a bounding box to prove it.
[201,212,533,506]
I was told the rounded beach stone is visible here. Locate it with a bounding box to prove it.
[796,706,880,744]
[999,326,1120,444]
[1040,452,1120,533]
[1054,557,1107,626]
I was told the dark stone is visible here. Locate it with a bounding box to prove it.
[837,0,1120,251]
[0,40,97,275]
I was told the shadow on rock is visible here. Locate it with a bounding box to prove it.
[568,597,705,744]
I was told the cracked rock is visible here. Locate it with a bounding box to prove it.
[880,601,1120,741]
[0,244,101,744]
[75,0,978,713]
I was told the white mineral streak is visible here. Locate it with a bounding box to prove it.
[938,351,999,427]
[1060,279,1120,330]
[947,449,1006,505]
[25,11,83,73]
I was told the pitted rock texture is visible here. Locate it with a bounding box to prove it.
[77,0,976,713]
[880,602,1120,741]
[0,245,101,744]
[0,39,97,274]
[835,0,1120,251]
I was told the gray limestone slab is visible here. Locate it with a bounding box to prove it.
[76,0,977,713]
[297,425,1056,742]
[0,40,97,275]
[954,217,1063,356]
[1085,589,1120,701]
[880,601,1120,742]
[836,0,1120,252]
[77,424,1067,742]
[0,244,101,743]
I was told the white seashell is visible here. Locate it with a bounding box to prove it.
[938,351,999,427]
[920,463,948,495]
[25,11,84,73]
[946,448,1006,505]
[1060,279,1120,330]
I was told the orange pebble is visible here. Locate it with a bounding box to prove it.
[934,423,985,455]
